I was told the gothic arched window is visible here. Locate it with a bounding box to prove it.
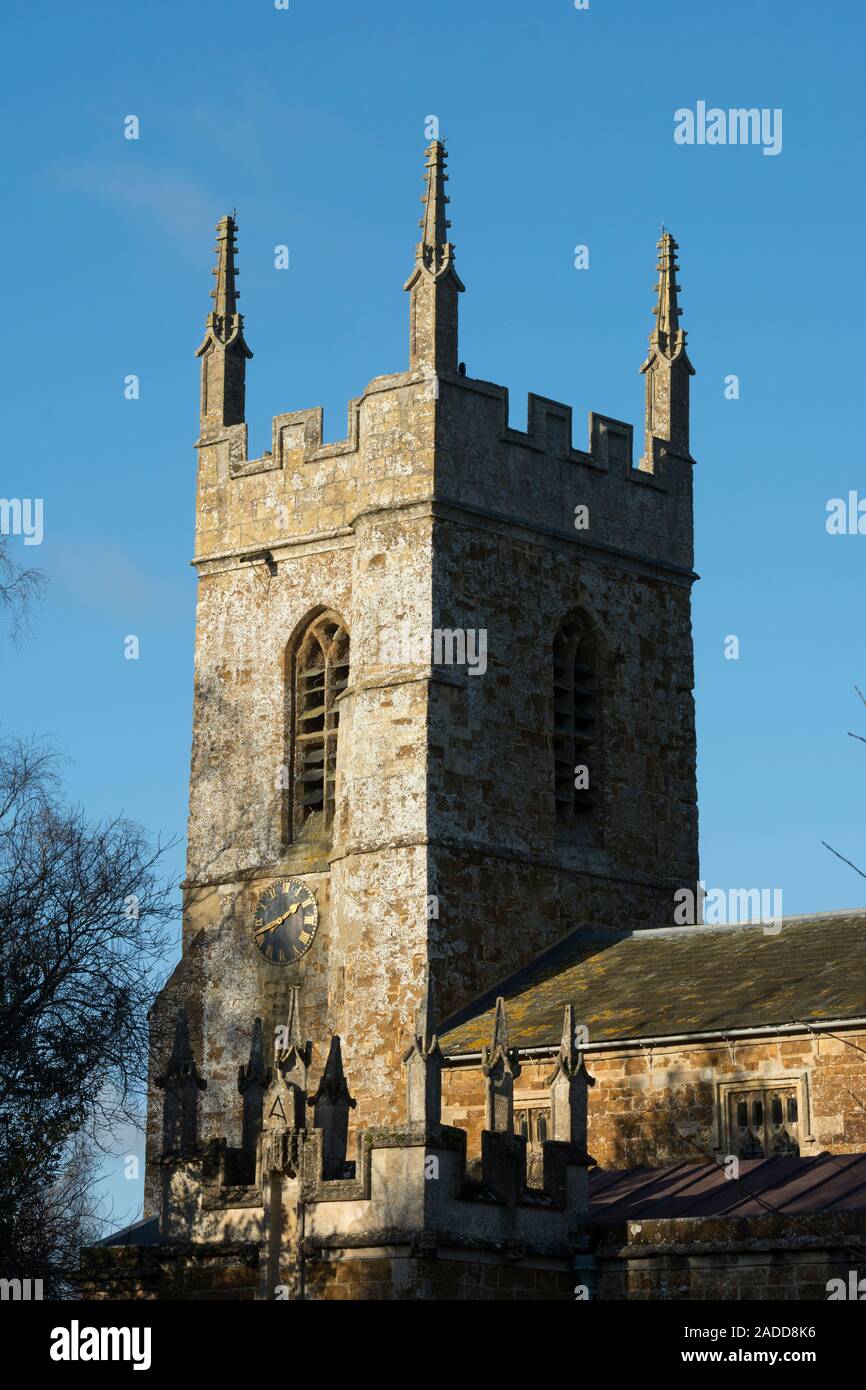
[553,615,599,838]
[289,612,350,840]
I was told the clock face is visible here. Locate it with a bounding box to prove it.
[251,879,318,966]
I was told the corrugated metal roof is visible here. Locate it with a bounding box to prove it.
[588,1153,866,1223]
[439,912,866,1053]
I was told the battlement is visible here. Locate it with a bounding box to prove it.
[194,366,695,579]
[201,376,678,487]
[158,1122,588,1265]
[149,995,592,1297]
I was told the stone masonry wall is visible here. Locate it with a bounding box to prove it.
[594,1216,866,1301]
[442,1028,866,1170]
[304,1252,576,1301]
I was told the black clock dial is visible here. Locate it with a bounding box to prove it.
[251,878,318,966]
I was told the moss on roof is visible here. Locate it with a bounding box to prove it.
[438,912,866,1055]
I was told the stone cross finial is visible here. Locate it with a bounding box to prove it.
[481,997,520,1134]
[155,1008,206,1153]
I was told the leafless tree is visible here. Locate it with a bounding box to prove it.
[0,539,177,1293]
[0,736,178,1291]
[0,536,46,642]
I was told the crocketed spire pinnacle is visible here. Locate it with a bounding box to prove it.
[650,230,687,358]
[196,212,252,432]
[640,228,694,466]
[416,141,461,280]
[404,141,464,374]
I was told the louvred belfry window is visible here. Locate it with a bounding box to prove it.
[291,613,350,840]
[553,616,599,837]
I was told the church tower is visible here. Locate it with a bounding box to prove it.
[137,141,699,1291]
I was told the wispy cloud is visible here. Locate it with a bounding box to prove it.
[49,539,186,616]
[52,161,219,247]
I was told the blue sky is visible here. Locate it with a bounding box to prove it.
[2,0,865,1225]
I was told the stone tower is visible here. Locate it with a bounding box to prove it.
[143,140,699,1228]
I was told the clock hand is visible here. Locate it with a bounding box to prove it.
[254,902,303,938]
[254,912,287,938]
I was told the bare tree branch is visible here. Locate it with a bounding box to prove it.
[0,537,46,641]
[821,841,866,881]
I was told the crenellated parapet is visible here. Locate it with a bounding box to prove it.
[192,377,695,578]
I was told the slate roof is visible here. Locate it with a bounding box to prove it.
[588,1153,866,1222]
[95,1216,160,1247]
[438,911,866,1055]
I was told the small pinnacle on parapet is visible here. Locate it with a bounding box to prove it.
[284,986,302,1049]
[492,996,509,1053]
[404,964,441,1061]
[547,1005,594,1086]
[559,1004,580,1074]
[482,997,519,1078]
[275,986,311,1071]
